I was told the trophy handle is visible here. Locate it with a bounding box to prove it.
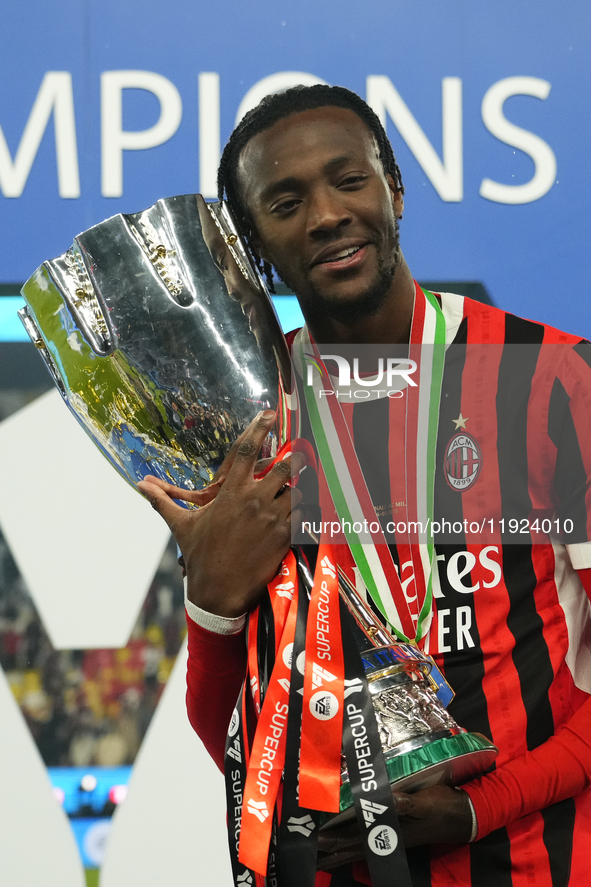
[18,307,67,398]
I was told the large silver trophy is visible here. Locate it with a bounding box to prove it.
[19,195,291,491]
[19,194,496,823]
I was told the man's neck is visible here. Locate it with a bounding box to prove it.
[301,257,415,345]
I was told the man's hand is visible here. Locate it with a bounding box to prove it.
[138,410,305,618]
[317,785,473,871]
[393,784,473,846]
[137,419,265,509]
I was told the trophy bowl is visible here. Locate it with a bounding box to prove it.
[327,642,498,827]
[18,194,290,495]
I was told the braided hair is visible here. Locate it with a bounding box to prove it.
[217,84,404,292]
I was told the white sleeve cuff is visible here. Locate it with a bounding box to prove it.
[184,576,246,635]
[455,787,478,842]
[467,794,478,842]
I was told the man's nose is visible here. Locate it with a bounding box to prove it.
[306,188,352,238]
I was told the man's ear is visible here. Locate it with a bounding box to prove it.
[386,174,404,219]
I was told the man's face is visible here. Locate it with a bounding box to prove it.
[237,106,403,322]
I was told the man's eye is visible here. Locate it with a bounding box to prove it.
[271,199,300,214]
[340,174,367,188]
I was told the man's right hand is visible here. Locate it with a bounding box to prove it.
[137,410,305,618]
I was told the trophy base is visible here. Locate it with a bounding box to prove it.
[321,731,498,829]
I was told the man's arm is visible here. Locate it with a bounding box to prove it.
[462,700,591,839]
[138,411,305,767]
[388,565,591,846]
[459,564,591,838]
[185,614,246,771]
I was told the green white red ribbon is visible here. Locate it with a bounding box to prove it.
[296,283,446,643]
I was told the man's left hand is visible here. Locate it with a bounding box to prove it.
[393,784,473,846]
[317,785,473,871]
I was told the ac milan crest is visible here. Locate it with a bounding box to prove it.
[445,432,482,490]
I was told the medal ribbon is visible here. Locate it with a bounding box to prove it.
[238,552,299,875]
[247,607,262,715]
[339,601,414,887]
[406,283,447,639]
[225,677,258,887]
[299,542,345,812]
[297,283,446,642]
[277,553,321,887]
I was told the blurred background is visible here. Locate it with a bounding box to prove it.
[1,1,589,884]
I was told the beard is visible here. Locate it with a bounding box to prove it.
[309,250,398,322]
[275,219,401,324]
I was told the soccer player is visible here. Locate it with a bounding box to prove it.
[139,85,591,886]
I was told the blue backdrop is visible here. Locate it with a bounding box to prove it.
[1,0,589,336]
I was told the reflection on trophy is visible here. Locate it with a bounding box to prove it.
[18,193,290,495]
[18,194,496,826]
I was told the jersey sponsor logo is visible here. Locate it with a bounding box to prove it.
[246,798,269,822]
[286,814,315,837]
[310,690,339,720]
[434,546,502,596]
[367,824,398,855]
[445,432,482,490]
[387,548,502,600]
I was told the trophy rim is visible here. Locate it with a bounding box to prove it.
[319,731,498,829]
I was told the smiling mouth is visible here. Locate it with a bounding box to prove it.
[319,245,363,264]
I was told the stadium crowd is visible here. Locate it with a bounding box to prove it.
[0,528,185,767]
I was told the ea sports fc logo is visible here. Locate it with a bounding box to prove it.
[445,432,482,491]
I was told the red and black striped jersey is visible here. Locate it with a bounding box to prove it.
[426,294,591,887]
[185,292,591,887]
[288,291,591,886]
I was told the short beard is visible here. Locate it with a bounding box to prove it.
[311,253,397,322]
[276,221,401,325]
